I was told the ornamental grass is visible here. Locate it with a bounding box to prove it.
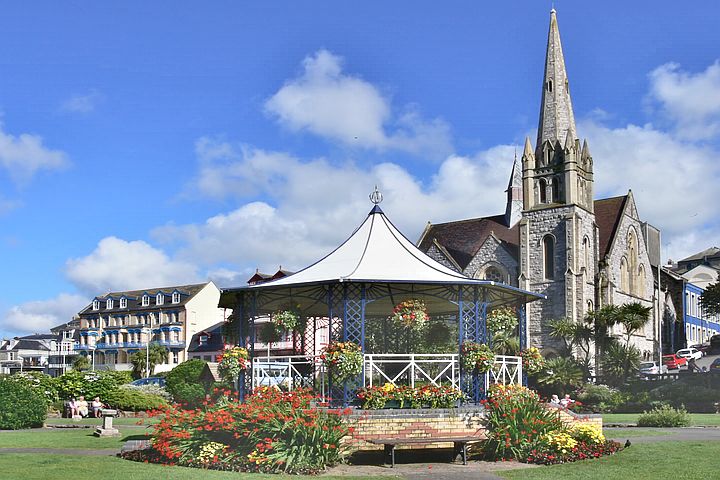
[131,387,352,474]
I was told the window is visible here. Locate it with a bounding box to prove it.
[142,295,149,307]
[156,293,164,306]
[172,351,179,364]
[539,179,548,203]
[583,237,590,272]
[172,292,180,304]
[551,177,559,203]
[106,299,113,309]
[547,79,553,92]
[199,335,208,346]
[620,257,629,292]
[203,355,211,362]
[543,235,555,280]
[587,300,594,313]
[637,265,646,298]
[92,300,100,310]
[484,266,505,283]
[120,298,127,309]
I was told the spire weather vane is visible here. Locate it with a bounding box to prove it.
[369,185,383,205]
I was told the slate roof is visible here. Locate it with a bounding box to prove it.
[679,247,720,263]
[594,195,627,258]
[417,214,519,270]
[187,321,226,353]
[9,339,51,351]
[78,282,209,316]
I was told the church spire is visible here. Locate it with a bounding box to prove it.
[505,149,523,226]
[536,9,577,151]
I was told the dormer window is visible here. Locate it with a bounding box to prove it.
[106,299,113,309]
[92,300,100,310]
[172,292,180,304]
[156,293,164,305]
[198,334,208,346]
[142,295,150,307]
[120,298,127,309]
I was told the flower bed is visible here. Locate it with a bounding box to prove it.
[356,384,465,409]
[123,388,351,474]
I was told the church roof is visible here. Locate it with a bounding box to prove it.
[417,214,518,270]
[594,195,628,258]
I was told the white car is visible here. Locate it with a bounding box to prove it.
[676,347,703,360]
[638,361,668,376]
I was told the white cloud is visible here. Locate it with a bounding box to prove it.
[647,61,720,140]
[65,236,199,294]
[265,49,451,157]
[0,122,69,184]
[0,293,87,336]
[61,90,104,114]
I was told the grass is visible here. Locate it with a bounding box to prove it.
[0,454,397,480]
[44,416,156,427]
[603,428,671,438]
[0,427,149,449]
[602,413,720,426]
[499,441,720,480]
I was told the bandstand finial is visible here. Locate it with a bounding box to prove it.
[369,185,383,205]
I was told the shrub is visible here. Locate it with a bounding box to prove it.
[4,372,59,405]
[575,383,624,413]
[141,388,350,474]
[480,384,564,460]
[637,404,691,427]
[165,360,207,407]
[124,384,172,401]
[0,378,47,429]
[105,386,169,411]
[56,370,131,400]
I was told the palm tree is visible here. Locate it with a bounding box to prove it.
[537,357,584,393]
[618,302,652,346]
[491,331,520,355]
[130,343,169,378]
[602,342,641,385]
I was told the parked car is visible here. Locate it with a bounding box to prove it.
[638,361,668,376]
[662,354,688,370]
[676,347,703,360]
[129,377,166,387]
[709,358,720,373]
[689,343,711,356]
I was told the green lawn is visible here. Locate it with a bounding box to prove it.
[499,441,720,480]
[0,427,149,449]
[44,416,156,427]
[602,413,720,426]
[603,428,671,438]
[0,454,396,480]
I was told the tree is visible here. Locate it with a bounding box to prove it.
[618,302,652,346]
[536,357,584,394]
[130,343,170,378]
[602,342,641,386]
[548,317,593,361]
[165,359,207,407]
[700,282,720,316]
[491,330,520,355]
[71,355,91,371]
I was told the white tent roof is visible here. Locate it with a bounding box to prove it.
[251,206,482,287]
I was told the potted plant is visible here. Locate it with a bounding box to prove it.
[391,299,429,330]
[461,341,495,373]
[321,341,363,383]
[522,346,545,375]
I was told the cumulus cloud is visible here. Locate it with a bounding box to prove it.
[265,49,452,157]
[647,61,720,140]
[60,90,104,114]
[0,123,69,184]
[156,138,516,274]
[0,293,88,336]
[65,236,199,294]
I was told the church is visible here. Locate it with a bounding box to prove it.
[418,10,661,359]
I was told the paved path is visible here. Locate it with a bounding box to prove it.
[325,460,536,480]
[605,426,720,443]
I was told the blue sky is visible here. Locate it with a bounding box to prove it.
[1,1,719,337]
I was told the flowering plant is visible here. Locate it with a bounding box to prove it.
[461,341,495,373]
[321,342,363,383]
[356,383,465,409]
[391,299,429,329]
[521,347,545,375]
[524,439,623,465]
[272,306,303,333]
[487,306,518,334]
[568,423,605,445]
[217,346,249,383]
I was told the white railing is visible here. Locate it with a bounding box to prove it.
[249,353,523,395]
[487,355,523,386]
[364,354,458,389]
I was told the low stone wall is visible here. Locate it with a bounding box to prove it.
[346,407,487,451]
[554,407,603,428]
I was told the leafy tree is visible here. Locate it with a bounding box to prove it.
[700,282,720,316]
[72,355,91,371]
[548,317,593,361]
[130,343,170,378]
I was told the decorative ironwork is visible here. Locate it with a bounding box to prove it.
[369,185,383,205]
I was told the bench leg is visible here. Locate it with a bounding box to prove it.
[453,442,468,465]
[384,444,395,468]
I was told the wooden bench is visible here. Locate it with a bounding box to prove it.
[366,436,482,467]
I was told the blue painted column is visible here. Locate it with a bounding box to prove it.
[518,303,528,386]
[341,283,365,406]
[459,285,487,404]
[234,293,246,401]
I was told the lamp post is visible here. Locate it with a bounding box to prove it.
[143,327,151,378]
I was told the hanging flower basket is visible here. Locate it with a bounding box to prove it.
[522,346,545,374]
[391,299,429,330]
[217,346,249,384]
[487,306,518,334]
[461,341,495,373]
[321,341,363,383]
[272,306,304,333]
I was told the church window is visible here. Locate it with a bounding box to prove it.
[484,266,505,283]
[620,257,629,292]
[627,230,638,293]
[547,79,553,92]
[637,264,646,298]
[551,177,559,203]
[583,237,591,272]
[543,235,555,280]
[539,179,547,203]
[587,300,594,313]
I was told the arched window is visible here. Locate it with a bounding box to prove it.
[583,236,591,273]
[620,257,629,292]
[551,177,559,203]
[539,179,547,203]
[637,264,646,298]
[547,79,553,92]
[543,235,555,280]
[627,229,638,293]
[587,300,594,313]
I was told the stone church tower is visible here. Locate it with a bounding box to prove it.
[518,9,597,349]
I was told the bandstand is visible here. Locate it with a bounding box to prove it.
[219,191,543,406]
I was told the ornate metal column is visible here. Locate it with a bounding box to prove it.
[518,302,528,386]
[458,285,488,404]
[341,283,365,406]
